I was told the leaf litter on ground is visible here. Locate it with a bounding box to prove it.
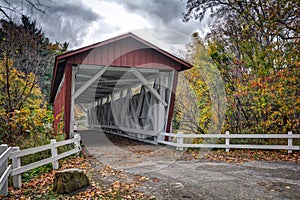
[5,149,153,200]
[179,149,300,164]
[4,148,299,199]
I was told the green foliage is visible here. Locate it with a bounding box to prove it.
[0,15,68,145]
[207,37,300,135]
[0,16,68,100]
[0,58,51,142]
[174,33,226,136]
[22,163,52,183]
[0,15,70,172]
[183,0,300,137]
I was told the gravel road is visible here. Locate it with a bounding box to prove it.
[79,130,300,200]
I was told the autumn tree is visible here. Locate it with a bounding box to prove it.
[0,15,68,144]
[0,15,68,99]
[174,33,226,136]
[0,58,50,143]
[183,0,300,134]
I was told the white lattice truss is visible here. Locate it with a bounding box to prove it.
[72,65,174,139]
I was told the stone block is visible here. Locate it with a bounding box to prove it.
[53,168,89,194]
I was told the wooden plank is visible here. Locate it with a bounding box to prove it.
[113,42,121,66]
[0,145,10,195]
[157,141,300,150]
[157,73,166,131]
[136,86,145,117]
[141,90,150,130]
[0,165,11,192]
[87,49,95,65]
[9,138,76,159]
[11,147,21,188]
[73,66,108,100]
[74,54,82,64]
[54,74,65,101]
[102,45,109,65]
[225,144,300,150]
[164,71,173,132]
[70,67,76,136]
[79,64,105,70]
[94,46,101,64]
[104,130,158,145]
[99,125,159,136]
[110,93,117,125]
[166,70,177,133]
[81,51,89,64]
[76,74,92,78]
[132,69,168,107]
[0,147,11,164]
[121,88,131,127]
[160,133,300,139]
[64,63,73,139]
[109,44,115,65]
[130,96,140,129]
[11,148,80,176]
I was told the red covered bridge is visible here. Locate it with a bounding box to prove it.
[50,33,192,141]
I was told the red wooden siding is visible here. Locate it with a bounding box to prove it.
[66,37,183,70]
[53,77,66,131]
[51,33,192,138]
[53,63,72,139]
[166,71,179,133]
[64,64,72,139]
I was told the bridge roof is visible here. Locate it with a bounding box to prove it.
[50,32,192,103]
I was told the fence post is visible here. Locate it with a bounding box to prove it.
[176,132,184,151]
[0,144,8,196]
[11,147,21,189]
[74,134,81,152]
[225,131,230,152]
[50,139,59,170]
[156,133,165,143]
[288,131,293,154]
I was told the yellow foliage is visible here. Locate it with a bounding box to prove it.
[0,57,53,143]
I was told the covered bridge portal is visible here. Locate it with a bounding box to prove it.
[50,33,192,141]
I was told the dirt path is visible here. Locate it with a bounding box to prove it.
[79,130,300,200]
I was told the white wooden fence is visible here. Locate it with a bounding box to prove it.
[157,131,300,153]
[0,134,81,196]
[0,145,12,196]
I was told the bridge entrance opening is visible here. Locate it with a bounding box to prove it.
[50,33,192,141]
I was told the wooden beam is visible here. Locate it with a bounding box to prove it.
[97,79,139,84]
[79,64,159,73]
[64,63,73,139]
[76,74,92,78]
[88,85,123,91]
[166,70,178,133]
[73,66,108,99]
[157,73,166,131]
[132,69,168,107]
[70,66,76,136]
[77,104,87,113]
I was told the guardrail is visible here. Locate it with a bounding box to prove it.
[157,131,300,153]
[0,134,81,196]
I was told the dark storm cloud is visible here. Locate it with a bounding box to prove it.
[110,0,203,37]
[2,0,207,49]
[35,1,101,48]
[114,0,184,24]
[19,0,115,49]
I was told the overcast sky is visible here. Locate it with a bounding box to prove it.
[4,0,209,53]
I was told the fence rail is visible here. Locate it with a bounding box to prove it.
[0,134,81,196]
[0,145,11,196]
[157,131,300,153]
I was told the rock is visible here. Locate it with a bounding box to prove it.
[53,168,89,194]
